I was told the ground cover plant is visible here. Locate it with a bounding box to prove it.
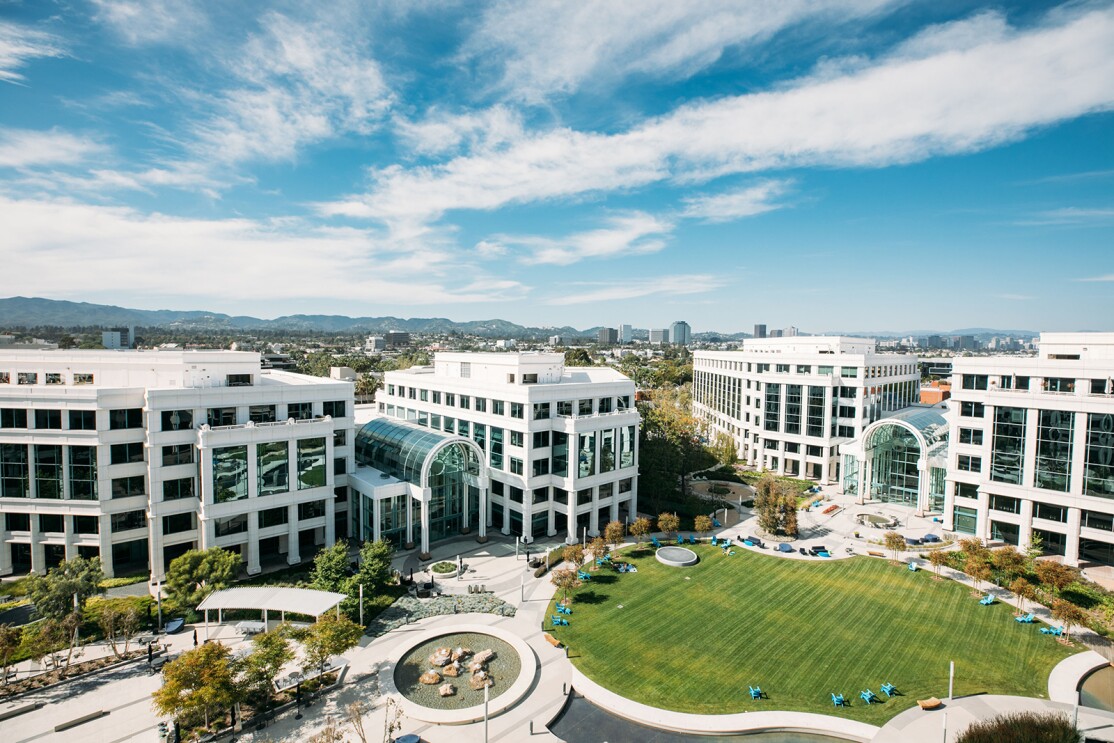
[547,545,1078,724]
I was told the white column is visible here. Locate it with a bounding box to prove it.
[0,520,11,576]
[478,488,488,540]
[820,448,831,485]
[324,495,336,547]
[1018,499,1034,551]
[419,498,430,556]
[588,489,599,537]
[1065,507,1082,566]
[286,505,300,564]
[372,496,382,542]
[29,519,44,574]
[976,489,990,544]
[1022,408,1039,488]
[565,497,577,545]
[246,512,261,575]
[915,457,928,517]
[406,494,414,546]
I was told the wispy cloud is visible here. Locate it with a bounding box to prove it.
[326,6,1114,225]
[463,0,900,101]
[1017,207,1114,225]
[490,212,673,266]
[0,128,106,169]
[0,21,64,83]
[994,293,1033,301]
[90,0,209,46]
[681,180,793,222]
[547,274,727,305]
[1076,274,1114,283]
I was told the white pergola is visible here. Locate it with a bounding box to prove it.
[196,586,347,638]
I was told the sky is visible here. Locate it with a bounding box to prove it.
[0,1,1112,334]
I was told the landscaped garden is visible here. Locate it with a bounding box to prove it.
[547,545,1080,724]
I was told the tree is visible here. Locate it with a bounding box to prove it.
[562,544,585,568]
[94,599,142,659]
[779,485,799,538]
[309,717,347,743]
[564,348,593,367]
[354,374,381,402]
[991,546,1027,585]
[381,696,403,743]
[1011,577,1037,614]
[588,536,608,563]
[968,560,993,593]
[629,517,652,545]
[239,628,293,708]
[0,624,20,685]
[353,539,395,595]
[19,620,56,672]
[165,548,241,609]
[152,641,242,729]
[603,520,625,550]
[1025,532,1045,568]
[550,567,581,606]
[928,549,950,580]
[883,531,906,562]
[955,711,1079,743]
[709,432,737,467]
[657,512,680,536]
[60,611,82,669]
[693,515,712,537]
[1035,561,1079,598]
[1051,599,1089,642]
[24,556,105,621]
[345,700,370,743]
[311,541,352,594]
[299,614,363,676]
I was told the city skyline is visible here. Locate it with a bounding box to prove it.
[1,2,1112,330]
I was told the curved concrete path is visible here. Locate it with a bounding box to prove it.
[1049,650,1111,704]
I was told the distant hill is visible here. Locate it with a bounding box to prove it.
[0,297,591,339]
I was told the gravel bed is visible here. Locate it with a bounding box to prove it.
[368,594,516,636]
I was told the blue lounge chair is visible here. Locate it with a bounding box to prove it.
[557,605,572,615]
[880,682,896,697]
[743,540,754,547]
[1041,626,1064,636]
[979,594,995,605]
[860,689,877,704]
[677,535,684,545]
[831,692,845,707]
[551,616,569,626]
[817,551,830,558]
[1015,613,1035,623]
[688,535,697,544]
[652,537,661,548]
[748,685,762,700]
[710,536,719,546]
[713,519,722,528]
[577,570,591,581]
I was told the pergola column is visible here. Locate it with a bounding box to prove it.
[419,498,431,557]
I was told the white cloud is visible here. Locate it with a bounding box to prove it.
[91,0,209,46]
[490,212,674,266]
[1076,274,1114,282]
[681,180,793,222]
[327,6,1114,224]
[994,293,1033,301]
[463,0,899,101]
[0,21,64,83]
[547,274,727,305]
[0,128,106,169]
[395,105,525,157]
[0,196,527,306]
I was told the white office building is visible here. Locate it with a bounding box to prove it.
[0,350,353,581]
[366,352,639,547]
[693,338,919,483]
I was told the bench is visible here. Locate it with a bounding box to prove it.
[56,710,107,732]
[867,551,885,557]
[543,633,562,648]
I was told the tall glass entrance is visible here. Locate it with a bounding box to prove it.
[867,424,920,505]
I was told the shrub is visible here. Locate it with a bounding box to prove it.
[955,711,1079,743]
[534,550,564,578]
[430,561,456,574]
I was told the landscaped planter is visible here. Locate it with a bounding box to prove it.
[429,561,459,579]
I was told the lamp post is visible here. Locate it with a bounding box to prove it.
[359,583,364,626]
[294,682,303,720]
[948,660,954,700]
[483,681,490,743]
[156,580,163,633]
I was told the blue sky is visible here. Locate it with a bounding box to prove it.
[0,1,1112,333]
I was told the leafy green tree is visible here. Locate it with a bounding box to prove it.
[991,546,1026,585]
[1051,598,1088,642]
[1035,561,1079,598]
[353,539,394,595]
[603,520,625,550]
[298,614,363,675]
[883,531,906,562]
[1011,577,1037,614]
[550,567,581,606]
[629,516,652,545]
[588,536,608,562]
[239,628,293,708]
[564,348,593,367]
[0,624,20,684]
[657,512,680,536]
[928,548,949,579]
[311,541,352,594]
[709,432,737,467]
[693,514,712,537]
[165,548,241,609]
[152,641,242,729]
[25,556,104,621]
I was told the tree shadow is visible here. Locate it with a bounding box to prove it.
[588,574,617,585]
[573,591,607,605]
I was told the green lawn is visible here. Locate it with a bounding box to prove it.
[547,545,1079,724]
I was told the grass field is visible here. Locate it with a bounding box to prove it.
[547,545,1079,724]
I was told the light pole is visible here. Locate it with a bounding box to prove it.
[359,583,364,626]
[156,580,163,632]
[483,681,490,743]
[948,660,954,700]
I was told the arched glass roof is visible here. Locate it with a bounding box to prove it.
[355,418,456,484]
[868,406,949,458]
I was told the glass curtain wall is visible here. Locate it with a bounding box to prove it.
[213,446,248,502]
[991,407,1025,484]
[0,444,28,498]
[929,467,946,512]
[551,431,567,475]
[257,441,289,495]
[1086,412,1114,497]
[68,446,98,500]
[35,445,62,499]
[866,424,920,505]
[841,455,859,496]
[425,442,481,543]
[619,426,635,468]
[297,437,326,489]
[785,385,802,435]
[600,429,615,472]
[1036,410,1074,492]
[578,433,596,478]
[764,384,781,432]
[807,387,825,437]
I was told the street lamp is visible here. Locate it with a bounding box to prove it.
[294,682,303,720]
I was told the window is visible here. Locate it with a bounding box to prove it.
[287,402,313,420]
[764,383,781,432]
[35,409,62,429]
[490,427,504,469]
[109,408,143,429]
[837,425,855,437]
[334,457,346,476]
[617,396,631,412]
[493,400,505,415]
[1086,413,1114,498]
[69,446,97,500]
[460,395,470,409]
[785,385,802,435]
[600,429,615,472]
[111,510,146,533]
[532,458,549,476]
[445,393,455,406]
[299,500,326,520]
[989,495,1020,514]
[0,444,29,498]
[74,373,94,385]
[45,373,62,385]
[297,437,326,489]
[0,373,7,385]
[1035,410,1074,492]
[110,442,144,465]
[557,401,573,416]
[806,387,825,437]
[1,409,28,428]
[960,401,985,418]
[578,432,596,478]
[249,405,276,424]
[1035,503,1068,522]
[334,485,347,503]
[510,403,524,419]
[510,457,523,475]
[39,514,64,533]
[509,430,523,447]
[161,409,193,431]
[457,420,470,438]
[111,475,145,499]
[840,367,858,379]
[962,374,989,390]
[775,364,789,373]
[619,478,633,494]
[551,431,568,476]
[1084,511,1113,532]
[475,398,487,413]
[533,402,551,420]
[990,407,1025,485]
[578,399,593,416]
[955,482,979,499]
[258,507,289,528]
[460,362,471,378]
[598,398,613,414]
[257,441,289,496]
[323,400,346,418]
[6,513,29,531]
[953,505,977,534]
[163,478,195,500]
[957,455,981,473]
[532,431,550,448]
[958,428,984,445]
[72,515,99,534]
[334,429,347,447]
[1045,377,1075,393]
[162,444,193,466]
[213,446,248,502]
[207,407,237,427]
[215,514,248,536]
[163,512,195,534]
[18,373,37,385]
[227,373,252,387]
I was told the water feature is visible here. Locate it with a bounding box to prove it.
[656,545,699,567]
[393,631,521,710]
[1080,664,1114,712]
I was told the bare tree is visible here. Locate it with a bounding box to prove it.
[382,697,403,743]
[345,700,369,743]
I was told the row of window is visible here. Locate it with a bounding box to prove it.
[962,374,1110,395]
[489,480,633,506]
[385,386,631,419]
[0,372,94,386]
[213,438,330,502]
[213,500,328,537]
[0,401,347,433]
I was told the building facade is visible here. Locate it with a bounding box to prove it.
[693,338,919,483]
[598,327,618,345]
[0,350,353,581]
[369,352,639,544]
[670,321,691,347]
[649,329,669,345]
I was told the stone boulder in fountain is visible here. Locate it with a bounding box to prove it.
[429,647,453,666]
[419,670,442,685]
[451,647,471,662]
[470,670,493,690]
[439,683,455,697]
[442,661,462,677]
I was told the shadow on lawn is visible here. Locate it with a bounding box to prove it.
[587,573,618,585]
[573,591,608,605]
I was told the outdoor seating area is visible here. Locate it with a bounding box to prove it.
[1040,626,1064,636]
[748,685,763,700]
[777,543,794,553]
[1016,613,1036,623]
[551,616,570,627]
[556,605,572,615]
[979,594,996,605]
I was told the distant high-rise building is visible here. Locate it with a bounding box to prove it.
[753,324,767,339]
[783,326,798,338]
[670,321,692,346]
[770,329,784,338]
[619,324,633,344]
[102,327,134,349]
[598,327,618,345]
[649,329,669,345]
[548,335,564,346]
[385,331,411,348]
[952,335,977,351]
[365,336,386,352]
